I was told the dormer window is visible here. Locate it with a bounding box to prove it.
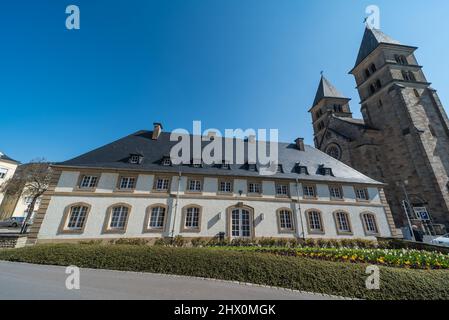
[221,161,230,170]
[162,157,172,166]
[276,164,284,173]
[129,154,143,164]
[318,165,333,176]
[192,159,203,168]
[247,163,257,171]
[295,164,308,175]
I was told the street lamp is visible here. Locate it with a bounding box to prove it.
[397,180,416,242]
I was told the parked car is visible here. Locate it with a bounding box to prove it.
[431,234,449,247]
[0,217,25,228]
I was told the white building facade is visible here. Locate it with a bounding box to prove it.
[29,127,399,244]
[0,152,20,218]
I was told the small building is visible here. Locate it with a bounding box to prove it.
[0,152,20,220]
[28,125,399,244]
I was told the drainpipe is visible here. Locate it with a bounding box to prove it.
[171,171,182,238]
[295,178,306,240]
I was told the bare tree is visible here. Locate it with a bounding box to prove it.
[0,159,52,234]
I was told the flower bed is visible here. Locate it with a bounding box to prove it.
[216,246,449,270]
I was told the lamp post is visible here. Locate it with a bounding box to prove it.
[397,180,416,242]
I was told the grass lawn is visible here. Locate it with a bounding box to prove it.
[1,244,449,300]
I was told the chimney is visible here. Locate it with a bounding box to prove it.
[152,123,163,140]
[295,138,305,151]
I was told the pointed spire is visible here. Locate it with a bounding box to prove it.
[354,27,401,68]
[312,75,347,106]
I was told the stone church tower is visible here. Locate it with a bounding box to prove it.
[311,27,449,233]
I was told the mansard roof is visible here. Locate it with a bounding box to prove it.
[0,152,19,164]
[312,76,349,107]
[354,27,402,68]
[57,130,382,185]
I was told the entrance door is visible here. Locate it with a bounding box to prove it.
[231,208,252,238]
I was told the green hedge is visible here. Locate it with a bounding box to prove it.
[1,244,449,300]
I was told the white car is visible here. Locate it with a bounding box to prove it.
[431,234,449,247]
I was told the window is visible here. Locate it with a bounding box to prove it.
[369,84,376,95]
[296,165,309,175]
[119,177,136,190]
[333,104,343,112]
[187,179,202,192]
[375,79,382,89]
[219,180,233,193]
[129,155,142,164]
[378,99,383,108]
[231,208,251,238]
[402,70,416,82]
[0,168,8,179]
[323,168,333,176]
[329,186,343,199]
[317,122,325,131]
[221,161,230,170]
[365,69,371,79]
[162,158,172,166]
[276,184,289,197]
[414,89,420,98]
[67,206,89,230]
[355,187,369,201]
[303,185,316,198]
[109,206,129,230]
[276,164,284,173]
[307,210,323,233]
[395,54,408,65]
[326,144,341,160]
[80,175,98,189]
[334,211,352,234]
[148,206,166,229]
[155,177,170,191]
[369,63,377,74]
[247,163,257,171]
[315,109,324,120]
[248,182,262,194]
[183,206,201,230]
[278,209,294,232]
[362,213,379,234]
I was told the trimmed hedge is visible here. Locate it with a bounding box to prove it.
[1,244,449,300]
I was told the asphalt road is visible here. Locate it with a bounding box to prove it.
[0,261,337,300]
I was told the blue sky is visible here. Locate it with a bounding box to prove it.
[1,0,448,163]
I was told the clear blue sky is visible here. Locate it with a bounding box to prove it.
[1,0,448,163]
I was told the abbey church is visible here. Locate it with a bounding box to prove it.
[311,27,449,234]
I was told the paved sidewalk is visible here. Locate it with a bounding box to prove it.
[0,261,339,300]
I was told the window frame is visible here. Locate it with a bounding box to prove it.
[333,210,353,235]
[0,167,8,179]
[143,204,168,233]
[361,212,380,236]
[180,205,202,233]
[77,173,100,191]
[102,203,131,234]
[354,186,370,202]
[303,184,317,199]
[275,183,290,198]
[186,178,203,193]
[247,181,262,196]
[305,209,325,235]
[58,203,91,235]
[218,179,233,195]
[277,208,295,234]
[329,185,344,200]
[153,176,172,193]
[116,175,137,191]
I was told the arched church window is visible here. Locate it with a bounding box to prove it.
[325,144,342,160]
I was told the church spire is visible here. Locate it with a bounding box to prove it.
[312,75,348,107]
[353,27,402,69]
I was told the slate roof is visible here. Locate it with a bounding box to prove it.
[354,27,402,68]
[58,130,382,185]
[312,76,349,107]
[0,151,19,164]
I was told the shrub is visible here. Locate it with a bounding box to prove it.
[1,244,449,300]
[112,238,149,246]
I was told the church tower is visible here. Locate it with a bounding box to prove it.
[309,76,353,160]
[348,27,449,230]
